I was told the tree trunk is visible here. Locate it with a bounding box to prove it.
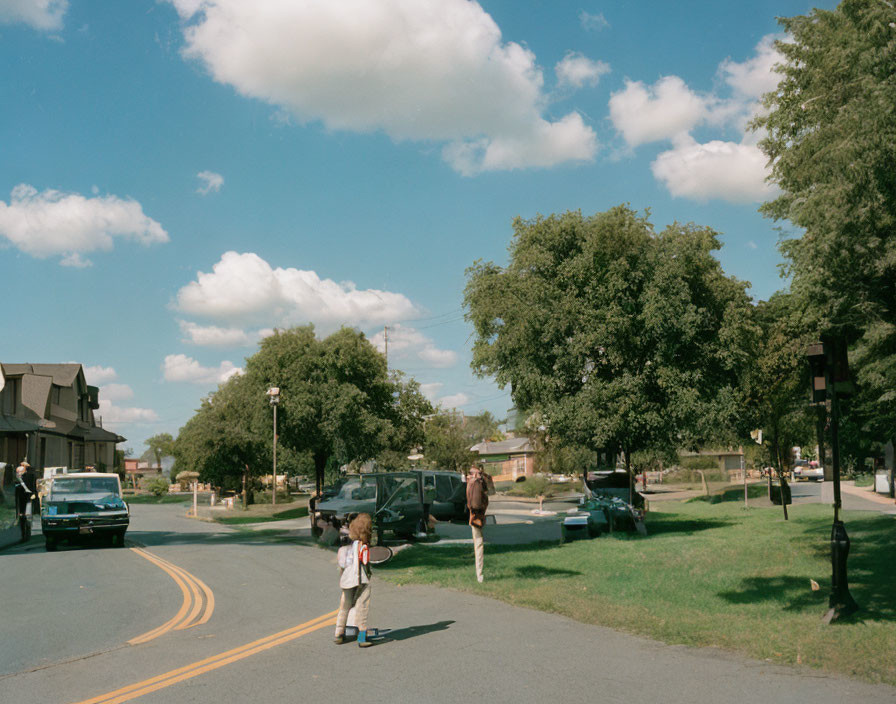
[314,453,327,501]
[775,444,789,521]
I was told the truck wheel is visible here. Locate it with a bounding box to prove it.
[45,537,57,552]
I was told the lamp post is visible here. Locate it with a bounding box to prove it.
[807,340,858,623]
[267,387,280,507]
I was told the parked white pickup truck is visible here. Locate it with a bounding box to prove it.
[792,460,824,481]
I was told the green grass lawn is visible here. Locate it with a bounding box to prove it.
[125,494,192,504]
[377,501,896,686]
[213,506,309,525]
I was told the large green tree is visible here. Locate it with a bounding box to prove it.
[173,373,269,501]
[465,207,755,481]
[243,326,430,495]
[143,433,175,470]
[754,0,896,472]
[742,293,817,517]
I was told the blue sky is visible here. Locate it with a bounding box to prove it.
[0,0,833,453]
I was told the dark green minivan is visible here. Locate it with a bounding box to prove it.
[312,470,466,539]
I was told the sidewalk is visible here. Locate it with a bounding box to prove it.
[841,481,896,507]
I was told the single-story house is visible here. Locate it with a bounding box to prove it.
[470,437,536,482]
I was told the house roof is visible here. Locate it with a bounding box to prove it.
[471,437,535,455]
[0,416,41,434]
[1,363,82,387]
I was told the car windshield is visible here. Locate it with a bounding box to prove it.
[50,476,120,498]
[332,477,376,501]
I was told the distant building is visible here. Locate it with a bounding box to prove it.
[679,447,745,472]
[471,437,536,481]
[123,459,162,476]
[0,364,125,489]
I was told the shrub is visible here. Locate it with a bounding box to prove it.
[679,456,720,471]
[145,477,169,497]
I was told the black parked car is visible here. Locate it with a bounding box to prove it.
[312,469,466,539]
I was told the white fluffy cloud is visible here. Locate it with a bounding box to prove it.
[651,136,777,204]
[179,320,252,347]
[84,365,118,385]
[196,170,224,194]
[176,251,420,328]
[98,400,159,425]
[438,392,469,409]
[100,383,134,402]
[719,35,783,100]
[167,0,597,175]
[0,184,169,266]
[370,324,458,369]
[163,354,242,385]
[0,0,67,30]
[608,36,786,203]
[80,366,159,428]
[418,382,443,401]
[609,76,707,147]
[555,52,610,89]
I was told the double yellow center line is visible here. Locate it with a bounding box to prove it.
[127,547,215,644]
[73,611,338,704]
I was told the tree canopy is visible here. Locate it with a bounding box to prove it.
[465,206,755,465]
[174,326,433,495]
[755,0,895,341]
[143,433,175,469]
[755,0,896,462]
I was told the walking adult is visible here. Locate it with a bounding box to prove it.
[14,461,37,542]
[466,464,495,583]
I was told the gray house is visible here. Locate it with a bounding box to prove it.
[0,363,125,483]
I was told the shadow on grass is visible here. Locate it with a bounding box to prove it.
[215,506,309,525]
[718,513,896,622]
[642,517,736,536]
[512,565,581,578]
[718,575,827,612]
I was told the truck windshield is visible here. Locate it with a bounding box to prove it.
[50,477,120,497]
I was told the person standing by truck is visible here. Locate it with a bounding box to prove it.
[14,461,37,542]
[466,464,495,583]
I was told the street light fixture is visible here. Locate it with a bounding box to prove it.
[267,387,280,507]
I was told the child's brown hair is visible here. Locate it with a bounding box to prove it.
[348,513,372,545]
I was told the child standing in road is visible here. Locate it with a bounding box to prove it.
[334,513,373,648]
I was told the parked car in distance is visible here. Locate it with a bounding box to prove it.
[312,469,466,539]
[41,473,129,551]
[792,460,824,482]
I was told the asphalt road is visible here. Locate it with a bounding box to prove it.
[2,503,894,704]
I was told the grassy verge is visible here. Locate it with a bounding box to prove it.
[214,506,309,525]
[377,501,896,686]
[125,494,191,504]
[853,474,874,488]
